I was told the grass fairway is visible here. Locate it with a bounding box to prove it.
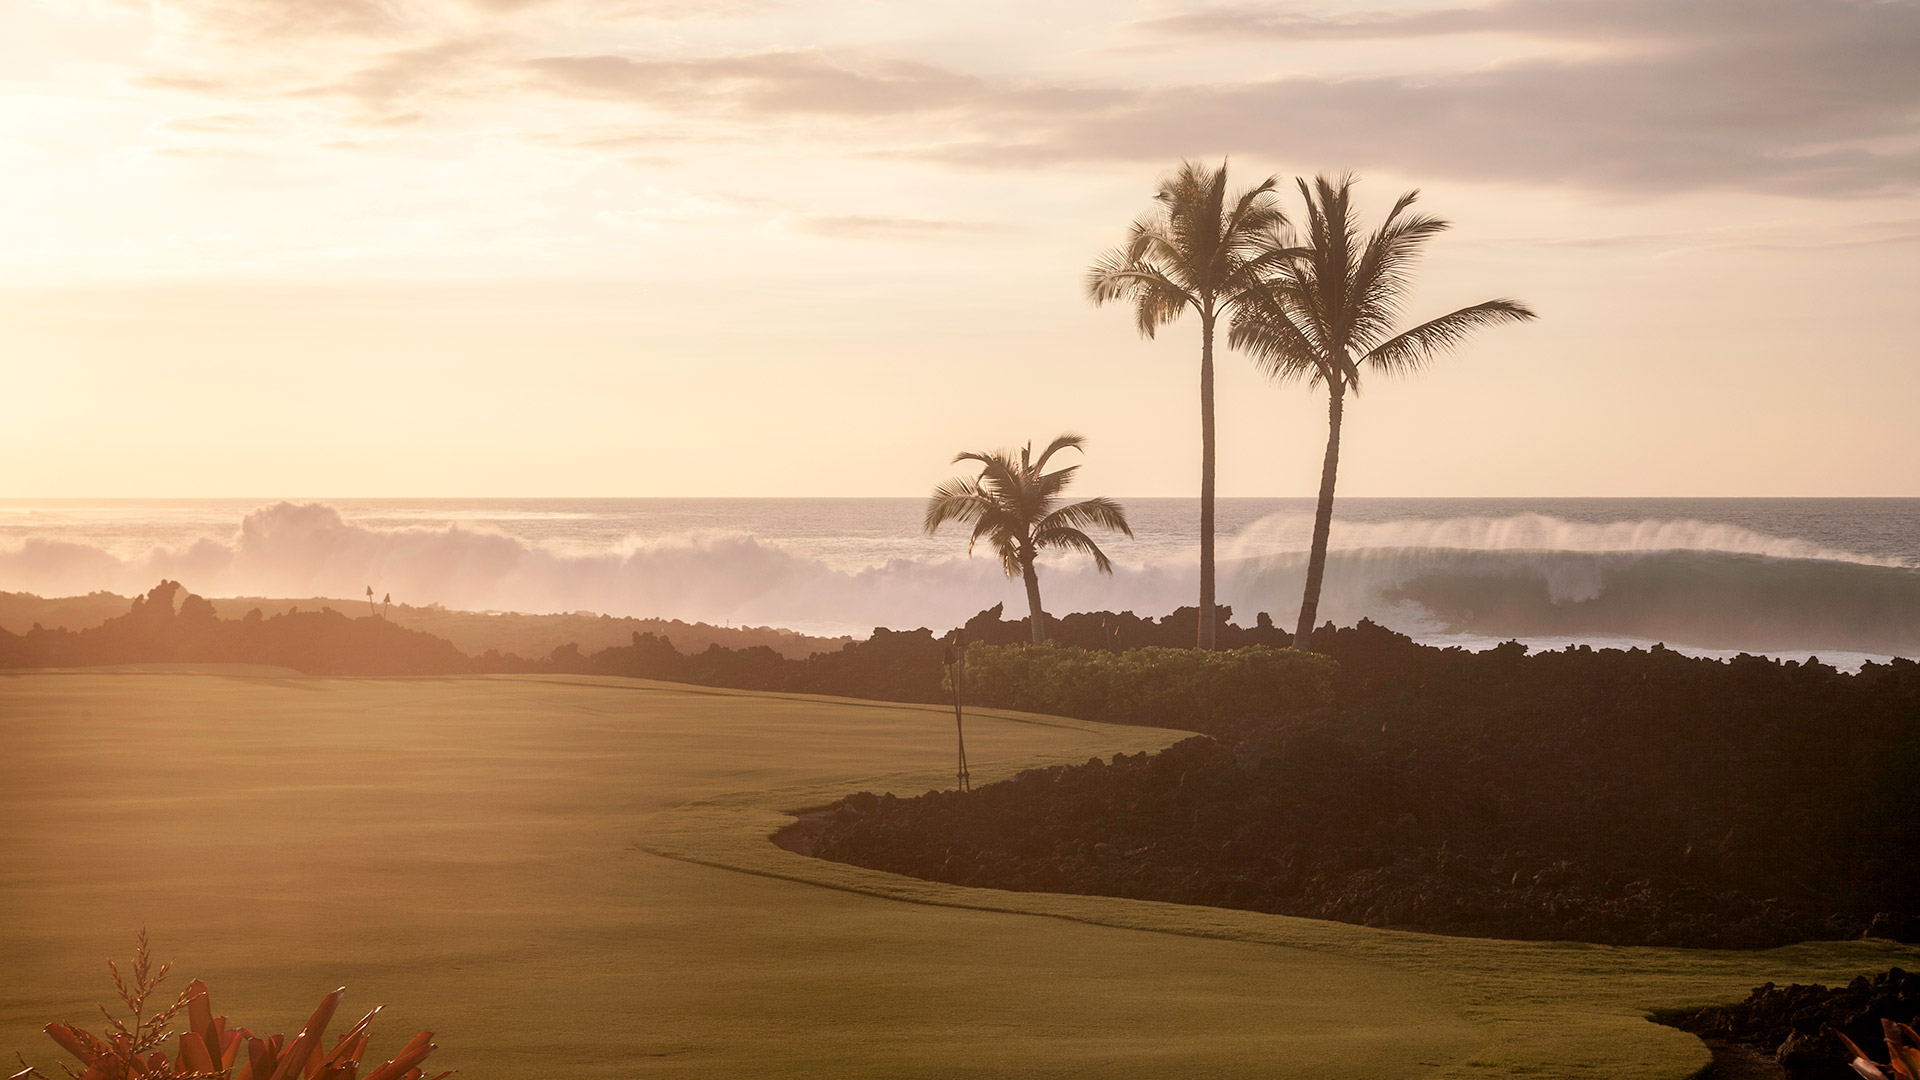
[2,672,1913,1078]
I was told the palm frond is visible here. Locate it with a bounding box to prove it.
[1031,462,1078,502]
[1228,281,1330,387]
[1084,256,1195,339]
[1209,170,1284,279]
[1292,174,1363,349]
[969,511,1027,576]
[1350,192,1452,347]
[1032,432,1088,472]
[953,449,1025,499]
[1084,238,1158,303]
[1094,159,1290,335]
[1034,526,1116,574]
[1038,497,1134,539]
[1219,241,1307,302]
[1361,298,1537,381]
[924,477,991,534]
[1159,160,1224,289]
[929,434,1130,580]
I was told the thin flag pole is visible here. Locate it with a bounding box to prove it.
[945,635,971,793]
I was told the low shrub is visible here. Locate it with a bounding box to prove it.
[11,932,448,1080]
[959,643,1335,732]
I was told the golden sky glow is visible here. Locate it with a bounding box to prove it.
[3,0,1917,496]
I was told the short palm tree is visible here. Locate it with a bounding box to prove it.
[1086,159,1288,649]
[1232,174,1536,651]
[926,434,1132,646]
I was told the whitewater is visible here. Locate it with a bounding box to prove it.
[2,498,1915,668]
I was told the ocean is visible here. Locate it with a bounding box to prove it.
[2,497,1916,667]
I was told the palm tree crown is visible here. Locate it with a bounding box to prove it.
[926,433,1132,645]
[1085,159,1288,649]
[1231,174,1537,650]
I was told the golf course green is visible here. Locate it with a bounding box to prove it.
[2,671,1912,1078]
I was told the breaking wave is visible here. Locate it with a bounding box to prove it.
[1,501,1914,659]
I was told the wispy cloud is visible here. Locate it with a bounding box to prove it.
[785,213,1003,240]
[139,0,763,43]
[149,0,405,41]
[308,36,501,120]
[69,0,1920,198]
[938,0,1920,196]
[525,51,985,116]
[1142,0,1902,44]
[501,2,1920,196]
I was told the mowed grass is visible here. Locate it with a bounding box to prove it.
[1,672,1912,1079]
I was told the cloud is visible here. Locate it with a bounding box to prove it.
[937,70,1920,196]
[935,0,1920,196]
[784,213,1003,240]
[150,0,402,40]
[464,0,769,14]
[586,191,995,240]
[503,3,1920,197]
[311,36,499,113]
[152,112,275,134]
[110,0,1920,198]
[1472,216,1920,255]
[525,50,985,116]
[137,0,752,43]
[132,73,246,94]
[1144,0,1901,45]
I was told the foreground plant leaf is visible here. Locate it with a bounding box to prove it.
[17,936,451,1080]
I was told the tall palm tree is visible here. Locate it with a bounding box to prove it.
[926,434,1133,646]
[1232,174,1537,652]
[1086,159,1288,649]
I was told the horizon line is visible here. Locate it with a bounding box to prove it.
[4,494,1920,502]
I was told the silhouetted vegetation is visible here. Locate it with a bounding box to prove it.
[790,620,1920,949]
[559,625,955,702]
[0,581,471,675]
[1230,174,1536,650]
[962,642,1333,731]
[0,589,848,661]
[925,434,1131,645]
[0,582,948,701]
[0,584,1300,704]
[1087,159,1288,649]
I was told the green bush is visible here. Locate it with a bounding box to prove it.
[959,643,1335,731]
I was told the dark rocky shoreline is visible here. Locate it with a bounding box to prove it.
[779,737,1886,948]
[1655,969,1920,1080]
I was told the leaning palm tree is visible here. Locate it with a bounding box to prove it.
[926,434,1133,646]
[1086,159,1288,649]
[1232,174,1537,651]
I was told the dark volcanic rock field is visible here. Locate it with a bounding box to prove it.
[787,622,1920,949]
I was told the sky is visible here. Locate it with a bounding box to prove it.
[1,0,1916,497]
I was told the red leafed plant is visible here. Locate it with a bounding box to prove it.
[10,932,450,1080]
[1839,1019,1920,1080]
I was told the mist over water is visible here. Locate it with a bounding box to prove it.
[1,498,1915,666]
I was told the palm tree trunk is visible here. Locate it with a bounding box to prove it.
[1021,556,1047,645]
[1293,381,1344,651]
[1197,311,1217,650]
